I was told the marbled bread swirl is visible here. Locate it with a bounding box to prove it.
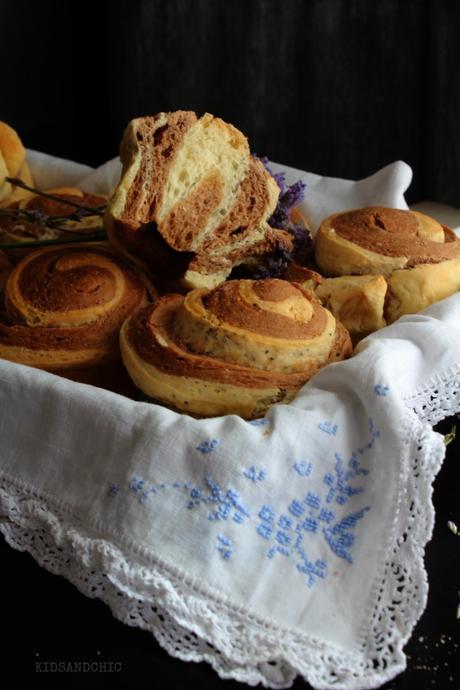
[105,111,291,289]
[315,206,460,276]
[120,278,352,418]
[314,207,460,325]
[0,244,152,391]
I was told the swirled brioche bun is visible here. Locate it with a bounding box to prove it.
[314,207,460,277]
[120,278,352,418]
[105,111,293,290]
[312,206,460,330]
[0,244,154,393]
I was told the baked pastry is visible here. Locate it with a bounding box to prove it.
[0,187,106,245]
[386,260,460,323]
[120,278,352,418]
[0,244,153,393]
[315,206,460,277]
[314,206,460,325]
[315,274,387,335]
[0,121,29,204]
[105,111,294,290]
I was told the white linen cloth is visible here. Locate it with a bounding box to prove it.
[1,153,459,690]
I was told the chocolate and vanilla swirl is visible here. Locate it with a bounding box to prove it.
[120,278,352,418]
[315,206,460,277]
[0,244,150,370]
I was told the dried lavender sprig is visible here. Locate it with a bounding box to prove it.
[0,206,103,236]
[5,176,106,215]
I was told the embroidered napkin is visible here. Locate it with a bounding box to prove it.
[1,153,459,690]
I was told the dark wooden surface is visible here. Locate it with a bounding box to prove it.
[1,0,460,206]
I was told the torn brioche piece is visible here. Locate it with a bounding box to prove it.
[105,111,292,289]
[315,274,388,335]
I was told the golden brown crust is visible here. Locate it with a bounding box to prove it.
[0,121,25,177]
[315,207,460,277]
[202,280,327,339]
[0,244,150,379]
[315,274,388,335]
[332,207,460,263]
[0,121,27,203]
[120,278,352,417]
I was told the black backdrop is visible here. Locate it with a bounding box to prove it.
[1,0,460,205]
[1,3,460,690]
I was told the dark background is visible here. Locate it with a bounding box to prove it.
[1,1,459,689]
[1,0,460,206]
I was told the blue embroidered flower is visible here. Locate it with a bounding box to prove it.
[323,507,371,563]
[107,483,119,497]
[188,475,251,523]
[257,505,275,539]
[196,439,220,453]
[293,461,313,477]
[216,534,233,560]
[243,465,267,482]
[129,476,145,493]
[318,421,338,436]
[374,384,390,396]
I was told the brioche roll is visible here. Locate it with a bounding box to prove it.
[105,111,291,289]
[315,207,460,277]
[0,244,153,393]
[0,121,26,203]
[120,278,352,418]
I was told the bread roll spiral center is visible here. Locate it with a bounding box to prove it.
[7,249,131,328]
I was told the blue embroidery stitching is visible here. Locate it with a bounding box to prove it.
[111,419,378,586]
[374,384,390,396]
[187,475,251,523]
[323,507,371,563]
[196,439,220,453]
[318,421,338,436]
[247,418,270,426]
[293,461,313,477]
[243,465,267,482]
[217,534,233,560]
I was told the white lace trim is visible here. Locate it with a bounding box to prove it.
[0,372,457,690]
[402,364,460,425]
